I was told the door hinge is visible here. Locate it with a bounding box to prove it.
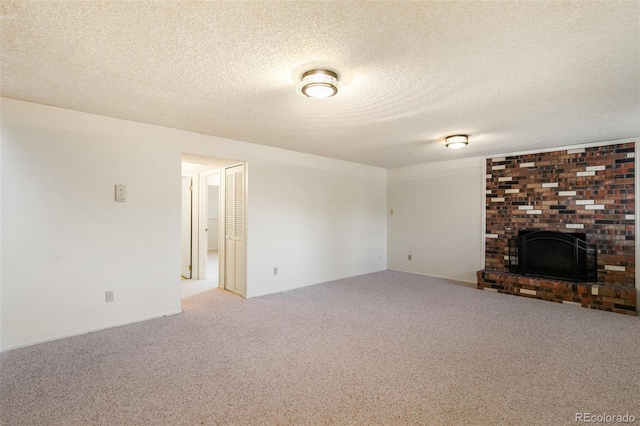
[189,186,193,192]
[188,265,192,270]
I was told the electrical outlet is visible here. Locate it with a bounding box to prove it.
[408,255,412,261]
[273,267,278,275]
[105,291,114,303]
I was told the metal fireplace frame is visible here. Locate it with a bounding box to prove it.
[508,230,597,282]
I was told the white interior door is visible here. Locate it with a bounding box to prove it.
[224,164,246,295]
[196,170,220,281]
[181,176,192,279]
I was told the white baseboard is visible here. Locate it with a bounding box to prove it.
[0,309,183,353]
[387,268,477,286]
[246,268,388,298]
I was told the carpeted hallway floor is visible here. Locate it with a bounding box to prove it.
[1,270,639,425]
[180,250,219,299]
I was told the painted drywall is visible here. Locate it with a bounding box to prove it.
[0,123,3,347]
[247,160,388,297]
[1,106,182,350]
[207,185,219,249]
[0,98,387,350]
[387,158,484,283]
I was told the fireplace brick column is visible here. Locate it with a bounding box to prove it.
[480,142,636,315]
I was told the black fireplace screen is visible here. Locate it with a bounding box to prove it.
[508,230,597,282]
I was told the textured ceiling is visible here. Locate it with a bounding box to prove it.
[1,1,638,168]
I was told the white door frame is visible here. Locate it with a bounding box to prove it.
[182,171,200,279]
[180,175,193,279]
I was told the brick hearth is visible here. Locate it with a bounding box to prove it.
[479,142,637,315]
[477,269,636,315]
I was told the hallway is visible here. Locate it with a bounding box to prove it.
[180,250,218,299]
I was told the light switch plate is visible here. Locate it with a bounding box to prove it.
[115,184,126,202]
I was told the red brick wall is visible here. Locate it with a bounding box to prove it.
[484,143,635,288]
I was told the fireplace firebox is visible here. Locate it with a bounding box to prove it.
[508,230,597,282]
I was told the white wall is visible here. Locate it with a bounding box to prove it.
[1,103,182,350]
[387,158,484,283]
[0,98,387,350]
[247,160,388,297]
[207,185,219,250]
[208,184,220,220]
[0,118,3,347]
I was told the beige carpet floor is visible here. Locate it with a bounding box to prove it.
[1,270,639,425]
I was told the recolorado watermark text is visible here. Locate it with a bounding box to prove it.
[575,413,636,424]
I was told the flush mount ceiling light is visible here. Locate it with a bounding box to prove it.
[297,69,339,98]
[445,134,469,149]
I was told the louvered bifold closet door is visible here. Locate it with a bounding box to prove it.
[226,169,235,240]
[234,170,244,240]
[224,164,246,296]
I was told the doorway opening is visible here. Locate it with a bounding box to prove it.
[205,172,220,281]
[180,153,247,300]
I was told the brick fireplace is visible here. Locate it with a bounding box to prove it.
[477,142,637,315]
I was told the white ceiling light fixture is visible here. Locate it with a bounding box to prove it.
[445,134,469,149]
[297,69,339,98]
